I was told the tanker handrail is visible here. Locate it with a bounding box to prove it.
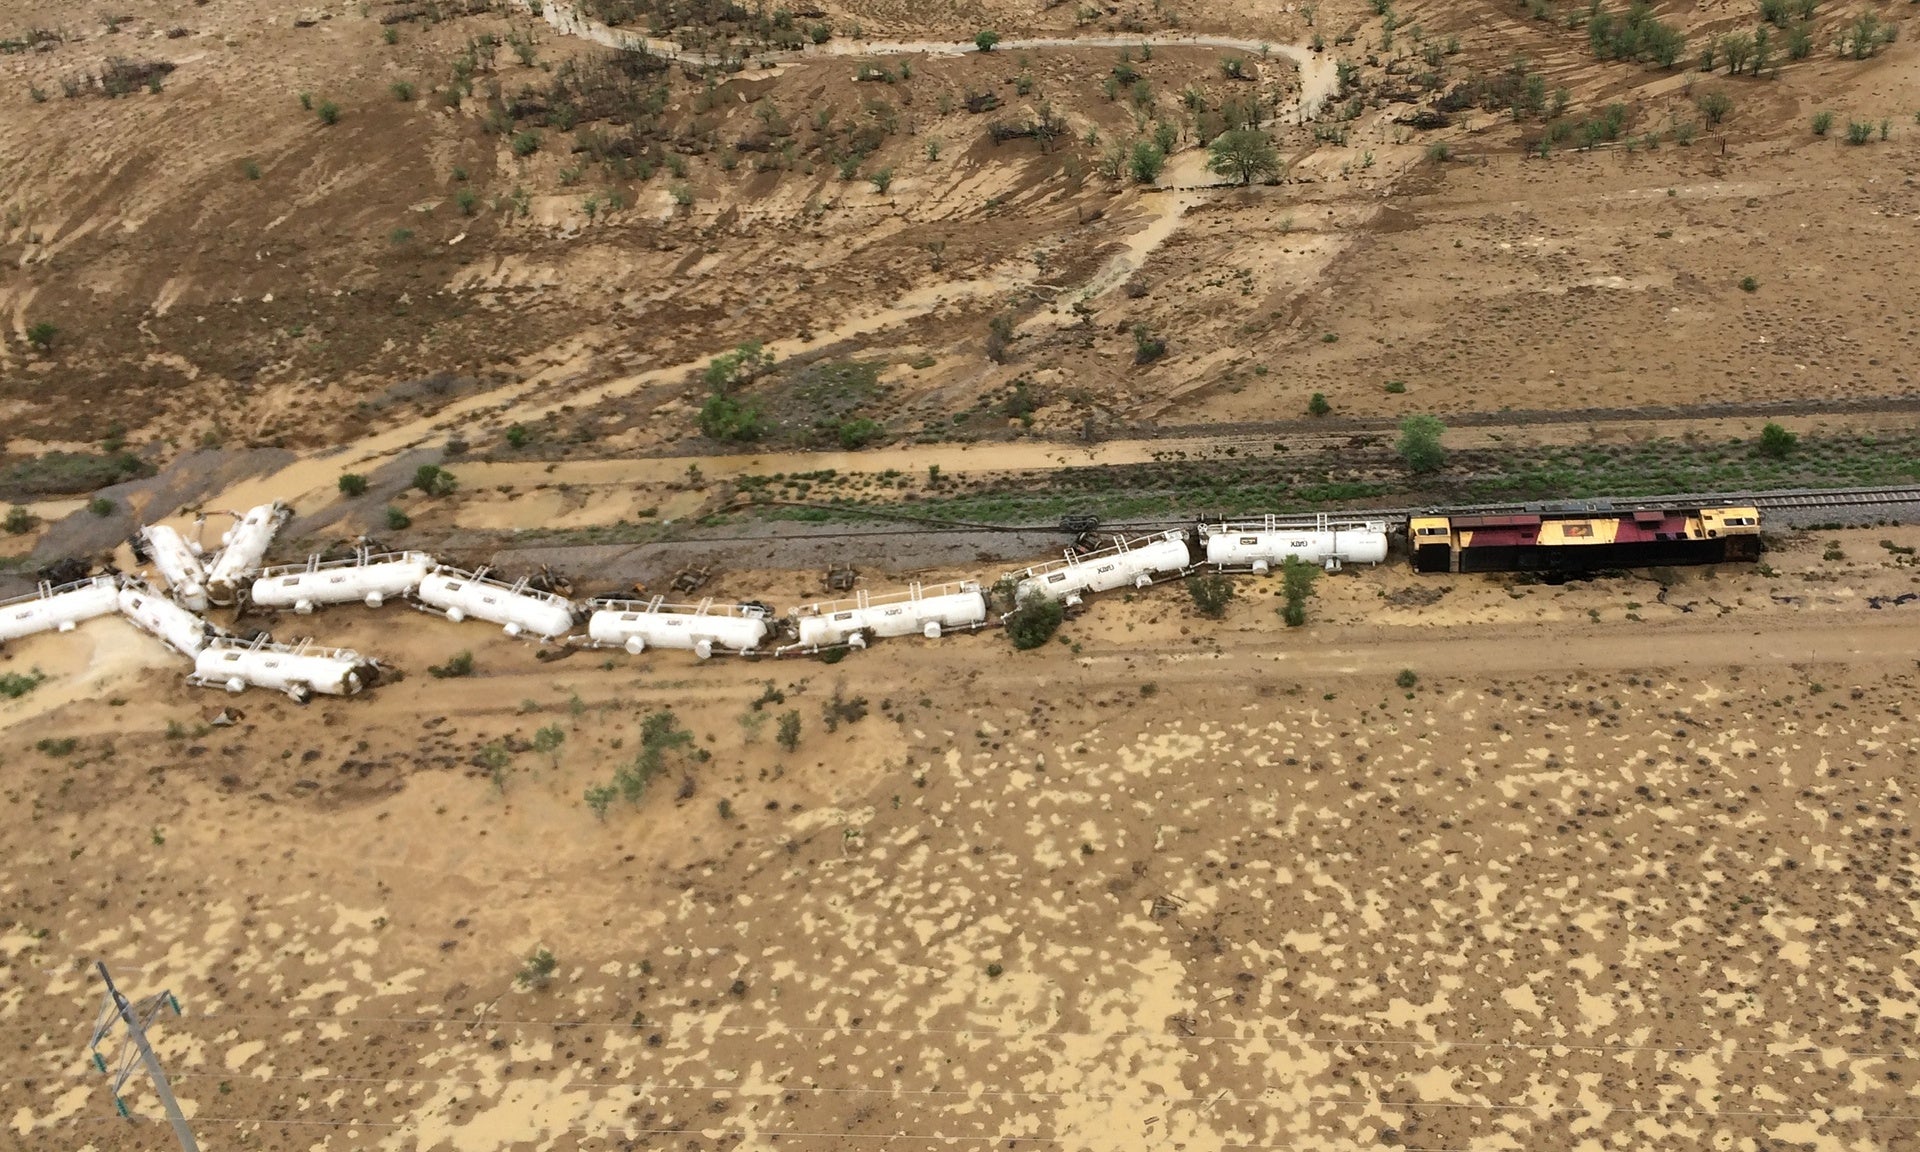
[790,579,982,618]
[1005,528,1188,580]
[585,596,771,620]
[258,550,434,578]
[0,574,119,609]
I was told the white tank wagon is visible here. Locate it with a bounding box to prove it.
[251,550,435,613]
[117,581,216,657]
[0,576,122,644]
[1009,529,1193,607]
[417,566,576,639]
[584,597,772,658]
[1201,514,1390,573]
[779,581,988,654]
[188,636,374,701]
[138,525,210,611]
[205,501,293,605]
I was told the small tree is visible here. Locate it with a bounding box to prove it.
[385,505,412,530]
[1307,392,1332,417]
[533,724,565,766]
[1006,596,1066,649]
[699,394,768,442]
[986,314,1015,363]
[702,341,774,391]
[1206,128,1283,185]
[1396,414,1447,473]
[1697,90,1732,126]
[1396,669,1418,689]
[338,473,369,497]
[316,99,341,125]
[5,506,38,535]
[516,947,558,990]
[584,784,617,821]
[1186,573,1235,619]
[89,496,116,517]
[1280,558,1318,627]
[975,29,1000,51]
[776,709,802,752]
[1132,324,1167,365]
[25,322,56,352]
[413,464,457,496]
[1127,139,1166,184]
[1758,422,1798,458]
[429,650,475,678]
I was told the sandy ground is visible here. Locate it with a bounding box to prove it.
[4,527,1920,1150]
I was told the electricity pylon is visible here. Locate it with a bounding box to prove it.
[88,961,199,1152]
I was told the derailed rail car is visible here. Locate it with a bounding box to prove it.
[1409,505,1763,574]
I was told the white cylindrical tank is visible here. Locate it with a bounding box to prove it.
[205,501,291,605]
[789,582,987,650]
[118,582,213,656]
[189,637,370,701]
[585,597,770,657]
[251,551,435,613]
[1013,530,1191,605]
[1203,516,1390,572]
[418,567,575,639]
[0,576,122,643]
[140,525,210,611]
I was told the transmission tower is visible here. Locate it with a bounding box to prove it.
[88,960,200,1152]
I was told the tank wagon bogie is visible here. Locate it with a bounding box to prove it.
[206,502,292,605]
[1010,529,1192,607]
[118,581,217,657]
[583,597,773,657]
[1409,505,1763,575]
[1201,514,1390,573]
[139,525,211,611]
[189,636,371,701]
[251,550,435,613]
[0,576,122,643]
[779,580,988,654]
[418,566,576,639]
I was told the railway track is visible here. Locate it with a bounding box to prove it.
[650,483,1920,546]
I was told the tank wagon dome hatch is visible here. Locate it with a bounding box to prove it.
[1199,513,1390,573]
[778,580,989,655]
[1006,528,1193,608]
[582,596,773,658]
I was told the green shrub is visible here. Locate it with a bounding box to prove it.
[1132,324,1166,365]
[428,650,475,678]
[413,464,457,496]
[699,394,768,442]
[515,947,558,989]
[868,167,893,193]
[1812,110,1833,135]
[975,29,1000,51]
[1397,414,1446,472]
[316,99,340,125]
[837,418,882,449]
[4,506,36,534]
[1385,380,1407,394]
[1758,422,1798,458]
[1845,119,1872,145]
[776,709,801,751]
[25,322,56,351]
[337,473,369,497]
[1186,573,1234,618]
[1307,392,1331,417]
[242,159,262,180]
[391,80,414,102]
[1396,669,1418,689]
[1739,275,1758,292]
[1280,558,1318,627]
[0,669,46,698]
[511,130,540,156]
[505,424,529,448]
[455,187,477,215]
[384,505,411,530]
[1697,90,1732,125]
[1127,139,1166,184]
[1006,596,1065,649]
[88,496,115,517]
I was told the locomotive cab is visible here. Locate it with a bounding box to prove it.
[1409,516,1453,573]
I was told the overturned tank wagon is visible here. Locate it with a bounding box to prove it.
[251,550,435,613]
[417,566,576,639]
[0,576,122,644]
[1010,529,1192,607]
[139,525,211,611]
[118,580,216,657]
[584,597,771,658]
[1201,514,1390,573]
[188,635,375,701]
[206,501,293,605]
[779,581,988,654]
